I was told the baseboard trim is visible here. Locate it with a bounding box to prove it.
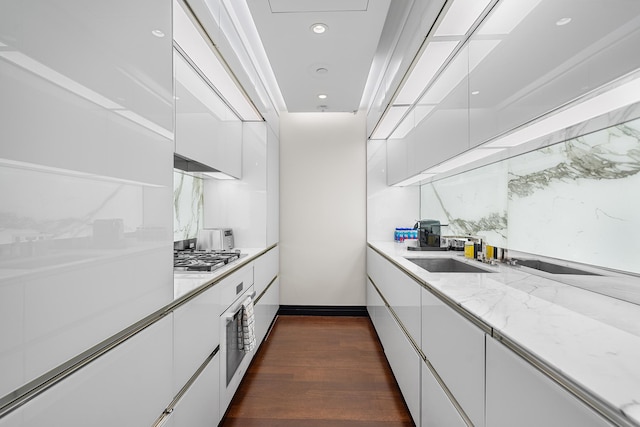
[278,305,368,317]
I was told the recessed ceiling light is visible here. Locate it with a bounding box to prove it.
[471,90,480,95]
[151,29,165,38]
[556,17,572,26]
[311,23,328,34]
[318,94,327,99]
[316,67,329,75]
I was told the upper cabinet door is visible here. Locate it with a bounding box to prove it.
[172,0,243,178]
[0,0,174,399]
[174,50,242,178]
[0,0,174,183]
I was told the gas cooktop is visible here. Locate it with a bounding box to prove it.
[173,249,246,272]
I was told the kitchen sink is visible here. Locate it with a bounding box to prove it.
[514,259,601,276]
[405,257,493,273]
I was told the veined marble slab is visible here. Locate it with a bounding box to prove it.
[420,116,640,277]
[173,170,203,242]
[370,241,640,426]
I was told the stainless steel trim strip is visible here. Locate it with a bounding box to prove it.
[0,244,278,419]
[151,346,220,427]
[492,332,637,427]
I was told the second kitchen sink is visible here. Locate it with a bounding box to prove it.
[405,257,493,273]
[515,259,601,276]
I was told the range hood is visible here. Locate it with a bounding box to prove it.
[174,153,217,173]
[173,154,237,180]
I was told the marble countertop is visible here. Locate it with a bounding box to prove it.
[173,247,267,300]
[369,241,640,426]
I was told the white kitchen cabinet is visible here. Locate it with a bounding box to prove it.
[254,277,279,346]
[375,298,421,425]
[366,278,384,331]
[0,407,22,427]
[253,246,279,297]
[174,49,242,178]
[486,338,614,427]
[166,352,221,427]
[421,287,485,427]
[0,280,24,397]
[252,246,279,346]
[386,138,410,186]
[266,125,280,246]
[421,360,466,427]
[173,283,221,394]
[367,249,421,424]
[203,122,270,248]
[0,0,174,399]
[367,247,421,344]
[17,316,173,427]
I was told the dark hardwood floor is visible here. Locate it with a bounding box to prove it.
[220,315,414,427]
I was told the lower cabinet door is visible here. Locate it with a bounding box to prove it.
[0,407,22,427]
[421,360,466,427]
[486,338,614,427]
[173,284,220,394]
[377,303,421,425]
[18,316,174,427]
[169,352,221,427]
[422,288,485,427]
[254,277,279,346]
[366,278,384,331]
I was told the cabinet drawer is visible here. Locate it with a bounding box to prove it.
[377,303,421,425]
[486,338,614,427]
[421,360,466,427]
[18,317,173,427]
[422,287,485,427]
[254,277,279,346]
[367,247,421,344]
[366,278,384,331]
[167,352,220,427]
[254,247,278,297]
[173,284,220,393]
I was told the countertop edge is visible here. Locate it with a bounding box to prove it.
[172,244,277,306]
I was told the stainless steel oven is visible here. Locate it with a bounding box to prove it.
[220,282,255,409]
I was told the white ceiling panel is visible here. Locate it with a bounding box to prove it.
[268,0,370,13]
[248,0,391,112]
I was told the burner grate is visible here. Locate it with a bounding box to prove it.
[173,249,244,272]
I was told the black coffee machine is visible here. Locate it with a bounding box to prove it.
[408,219,447,251]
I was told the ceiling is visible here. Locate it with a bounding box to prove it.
[245,0,394,113]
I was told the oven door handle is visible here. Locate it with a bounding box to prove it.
[224,290,256,324]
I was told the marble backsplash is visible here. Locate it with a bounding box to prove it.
[421,117,640,275]
[173,170,203,242]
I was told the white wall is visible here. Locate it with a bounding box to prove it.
[280,112,366,306]
[204,122,267,248]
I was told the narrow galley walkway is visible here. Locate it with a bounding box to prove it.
[220,315,414,427]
